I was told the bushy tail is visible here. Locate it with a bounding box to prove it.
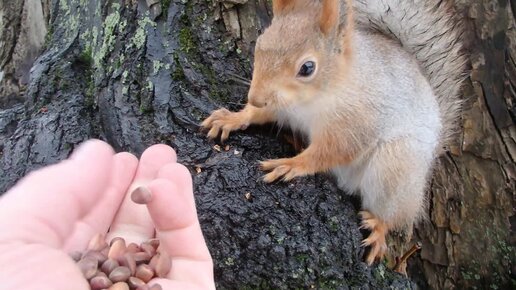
[352,0,467,145]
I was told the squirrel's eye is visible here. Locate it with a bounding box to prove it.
[297,61,316,77]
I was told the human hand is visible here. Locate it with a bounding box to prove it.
[0,140,214,290]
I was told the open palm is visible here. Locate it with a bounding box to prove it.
[0,140,214,290]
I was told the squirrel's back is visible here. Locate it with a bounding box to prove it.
[352,0,467,146]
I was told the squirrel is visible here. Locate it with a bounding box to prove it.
[201,0,466,265]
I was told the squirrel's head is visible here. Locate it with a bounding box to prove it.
[248,0,353,110]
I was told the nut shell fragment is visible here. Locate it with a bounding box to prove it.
[119,253,137,276]
[128,276,146,288]
[135,264,154,283]
[109,282,130,290]
[90,275,113,289]
[109,266,131,283]
[77,256,98,279]
[154,252,171,278]
[108,239,127,261]
[101,258,119,275]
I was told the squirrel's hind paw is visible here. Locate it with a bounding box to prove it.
[359,211,388,265]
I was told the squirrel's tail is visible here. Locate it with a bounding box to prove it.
[353,0,467,145]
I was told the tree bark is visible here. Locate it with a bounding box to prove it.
[0,0,513,289]
[406,1,515,289]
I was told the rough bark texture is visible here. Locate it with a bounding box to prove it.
[406,1,516,289]
[0,0,514,289]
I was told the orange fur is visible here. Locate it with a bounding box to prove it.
[272,0,295,15]
[341,0,354,58]
[359,211,389,265]
[261,129,357,182]
[320,0,340,35]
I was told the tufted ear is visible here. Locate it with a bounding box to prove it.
[272,0,296,16]
[319,0,340,35]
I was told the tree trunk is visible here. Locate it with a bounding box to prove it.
[0,0,513,289]
[406,1,516,289]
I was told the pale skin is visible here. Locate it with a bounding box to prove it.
[0,140,214,290]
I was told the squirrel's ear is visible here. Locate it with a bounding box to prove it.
[320,0,340,35]
[273,0,296,16]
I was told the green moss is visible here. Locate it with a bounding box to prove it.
[69,14,79,34]
[328,216,340,232]
[153,60,165,74]
[44,25,54,48]
[318,280,338,290]
[75,44,95,108]
[139,96,153,113]
[59,0,69,13]
[224,257,235,266]
[190,107,204,121]
[147,80,154,91]
[179,28,196,54]
[84,68,95,108]
[295,254,309,263]
[171,53,185,81]
[119,19,127,32]
[132,27,146,49]
[94,10,121,67]
[91,27,98,46]
[162,0,172,18]
[79,46,93,67]
[131,16,156,50]
[175,13,230,103]
[80,29,91,42]
[84,81,95,108]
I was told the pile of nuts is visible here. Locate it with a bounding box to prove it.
[70,234,171,290]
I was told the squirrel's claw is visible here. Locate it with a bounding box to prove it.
[359,211,388,265]
[200,108,248,142]
[260,158,309,182]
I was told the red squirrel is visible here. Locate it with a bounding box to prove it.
[201,0,466,265]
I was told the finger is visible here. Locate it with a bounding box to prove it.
[107,144,177,244]
[147,178,210,260]
[64,152,139,252]
[145,164,213,288]
[0,140,114,247]
[150,278,214,290]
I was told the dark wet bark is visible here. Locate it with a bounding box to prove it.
[0,0,513,289]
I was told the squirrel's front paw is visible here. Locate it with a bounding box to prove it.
[260,157,310,183]
[201,108,249,142]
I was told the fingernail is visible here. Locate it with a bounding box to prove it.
[131,186,152,204]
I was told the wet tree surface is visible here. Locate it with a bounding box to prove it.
[0,0,514,289]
